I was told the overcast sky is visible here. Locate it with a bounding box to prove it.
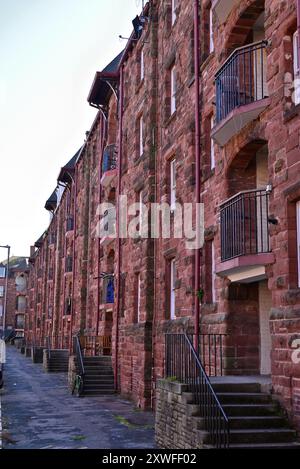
[0,0,140,258]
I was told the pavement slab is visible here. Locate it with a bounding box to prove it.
[0,346,155,449]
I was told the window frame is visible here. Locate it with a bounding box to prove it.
[139,115,144,157]
[296,201,300,287]
[210,116,215,169]
[171,0,177,26]
[170,64,176,115]
[0,267,5,278]
[170,158,176,210]
[170,259,176,320]
[293,30,300,105]
[140,48,144,82]
[209,6,214,54]
[0,285,4,298]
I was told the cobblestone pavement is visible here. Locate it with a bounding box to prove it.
[0,346,155,449]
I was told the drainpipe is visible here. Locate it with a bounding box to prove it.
[194,0,201,348]
[69,168,78,353]
[114,65,124,391]
[297,0,300,67]
[96,114,107,335]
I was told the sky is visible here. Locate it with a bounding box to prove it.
[0,0,141,258]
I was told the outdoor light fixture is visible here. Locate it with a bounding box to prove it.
[266,184,273,194]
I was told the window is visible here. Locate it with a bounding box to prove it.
[0,267,5,278]
[139,190,143,235]
[209,7,214,53]
[139,116,144,157]
[140,48,144,81]
[296,201,300,287]
[135,273,141,322]
[0,304,3,317]
[170,159,176,210]
[293,31,300,105]
[17,296,26,312]
[170,65,176,115]
[170,259,176,319]
[211,241,216,303]
[0,286,4,297]
[171,0,177,26]
[210,116,215,169]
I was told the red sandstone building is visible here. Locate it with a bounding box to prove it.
[24,0,300,447]
[0,257,28,339]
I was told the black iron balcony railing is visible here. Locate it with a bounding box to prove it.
[102,144,117,173]
[220,189,270,262]
[215,40,268,124]
[165,334,229,448]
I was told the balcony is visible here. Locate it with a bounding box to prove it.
[101,144,117,188]
[216,189,274,282]
[212,0,240,23]
[212,41,269,146]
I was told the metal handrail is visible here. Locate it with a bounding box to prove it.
[165,333,229,449]
[188,333,227,377]
[46,336,51,360]
[73,335,85,394]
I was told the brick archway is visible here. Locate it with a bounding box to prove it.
[226,138,268,197]
[225,0,265,54]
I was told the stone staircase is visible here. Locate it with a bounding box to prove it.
[80,356,115,396]
[210,380,300,449]
[47,349,69,372]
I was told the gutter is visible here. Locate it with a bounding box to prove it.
[194,0,201,347]
[114,65,124,391]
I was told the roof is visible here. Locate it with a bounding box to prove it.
[0,257,29,271]
[87,50,123,107]
[57,147,82,184]
[44,189,57,212]
[34,232,46,248]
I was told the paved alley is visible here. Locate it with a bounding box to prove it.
[0,346,155,449]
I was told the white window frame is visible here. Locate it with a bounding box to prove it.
[0,267,5,278]
[171,0,177,26]
[139,190,143,236]
[293,30,300,105]
[170,65,176,115]
[210,116,215,169]
[209,7,214,53]
[170,259,176,320]
[137,273,141,322]
[170,159,176,210]
[0,286,4,298]
[139,116,143,157]
[211,241,216,303]
[296,201,300,287]
[140,48,144,81]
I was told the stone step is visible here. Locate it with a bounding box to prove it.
[83,368,113,374]
[212,382,261,394]
[222,403,278,417]
[228,415,288,430]
[217,392,272,405]
[83,389,115,396]
[84,377,114,383]
[229,442,300,449]
[229,428,296,445]
[84,383,114,390]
